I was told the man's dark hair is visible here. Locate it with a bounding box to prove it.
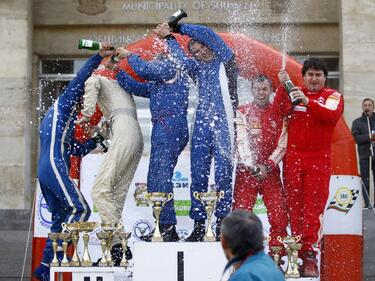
[302,58,328,77]
[252,75,273,90]
[221,210,264,258]
[363,98,374,106]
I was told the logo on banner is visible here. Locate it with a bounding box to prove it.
[175,200,191,216]
[133,220,153,240]
[37,194,52,229]
[173,171,189,188]
[253,198,267,215]
[326,186,359,214]
[133,182,150,206]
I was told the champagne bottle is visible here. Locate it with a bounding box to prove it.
[167,9,187,28]
[284,80,301,106]
[92,130,109,153]
[78,39,115,51]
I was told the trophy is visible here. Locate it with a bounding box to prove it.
[277,235,302,278]
[96,231,110,267]
[61,222,80,267]
[59,232,71,267]
[269,246,283,266]
[117,231,131,267]
[77,222,97,267]
[48,233,60,267]
[101,223,122,266]
[193,190,224,242]
[147,192,174,242]
[290,242,302,278]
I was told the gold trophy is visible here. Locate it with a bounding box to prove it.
[117,231,131,267]
[290,242,302,278]
[193,190,224,242]
[96,231,110,267]
[77,222,97,267]
[270,246,283,266]
[61,222,80,266]
[58,232,71,267]
[48,233,60,267]
[147,192,174,242]
[277,235,302,278]
[101,223,122,266]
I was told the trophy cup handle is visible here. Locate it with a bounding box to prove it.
[295,235,302,243]
[116,223,123,231]
[277,236,283,244]
[193,191,200,201]
[218,190,225,200]
[61,222,69,233]
[161,193,174,207]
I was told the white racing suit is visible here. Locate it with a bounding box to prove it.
[82,74,143,225]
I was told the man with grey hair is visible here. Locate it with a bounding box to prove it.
[220,210,284,281]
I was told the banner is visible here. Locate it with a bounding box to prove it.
[322,175,362,235]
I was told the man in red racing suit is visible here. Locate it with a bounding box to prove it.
[233,75,288,251]
[276,58,344,277]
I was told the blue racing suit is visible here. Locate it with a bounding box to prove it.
[38,54,102,264]
[171,24,239,220]
[117,36,192,225]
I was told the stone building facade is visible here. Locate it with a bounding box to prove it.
[1,0,374,215]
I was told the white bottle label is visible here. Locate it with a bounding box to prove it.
[82,40,93,48]
[172,10,181,17]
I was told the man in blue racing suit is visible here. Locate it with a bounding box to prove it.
[169,23,239,241]
[33,46,113,281]
[116,24,194,241]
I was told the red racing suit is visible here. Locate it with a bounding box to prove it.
[233,102,288,247]
[274,86,344,254]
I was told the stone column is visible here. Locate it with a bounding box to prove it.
[341,0,375,124]
[0,0,33,209]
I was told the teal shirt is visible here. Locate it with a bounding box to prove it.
[229,252,285,281]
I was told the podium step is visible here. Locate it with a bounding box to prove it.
[133,241,226,281]
[49,266,131,281]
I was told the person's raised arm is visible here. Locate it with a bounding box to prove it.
[117,70,152,98]
[175,23,233,62]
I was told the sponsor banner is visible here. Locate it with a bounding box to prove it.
[34,181,52,237]
[322,175,362,235]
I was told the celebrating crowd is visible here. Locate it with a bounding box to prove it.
[34,16,344,281]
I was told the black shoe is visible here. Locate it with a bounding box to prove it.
[140,224,179,242]
[215,217,222,241]
[160,224,180,242]
[111,244,133,266]
[140,229,154,242]
[185,220,206,242]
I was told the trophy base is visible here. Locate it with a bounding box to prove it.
[70,260,80,267]
[285,273,295,279]
[81,261,93,267]
[203,236,216,242]
[120,261,129,268]
[151,236,163,242]
[99,262,108,267]
[60,262,70,267]
[50,262,60,267]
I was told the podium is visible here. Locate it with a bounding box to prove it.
[50,267,130,281]
[133,242,227,281]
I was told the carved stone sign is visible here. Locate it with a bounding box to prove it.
[77,0,107,15]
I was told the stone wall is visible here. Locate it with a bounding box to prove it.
[0,0,33,209]
[341,0,375,125]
